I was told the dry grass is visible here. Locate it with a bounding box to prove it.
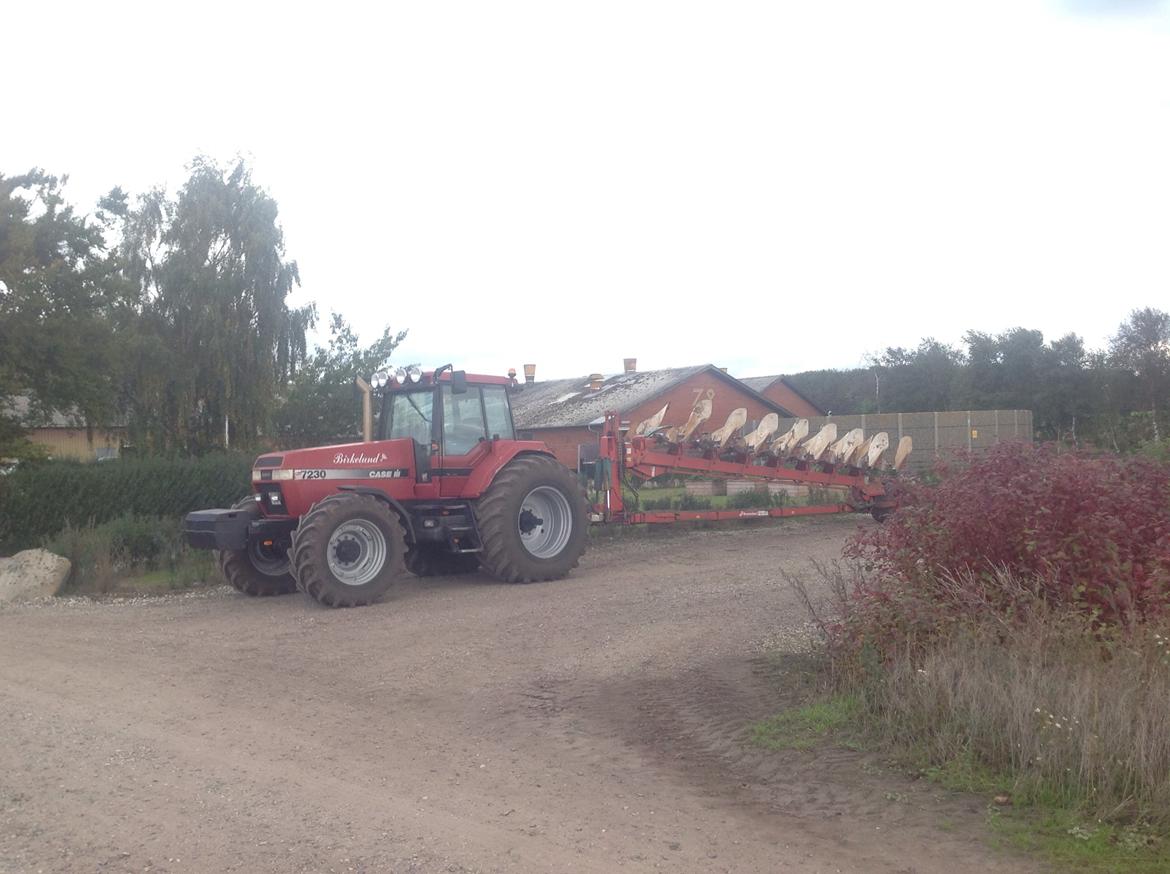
[786,562,1170,826]
[873,618,1170,825]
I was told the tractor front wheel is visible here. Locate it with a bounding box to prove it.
[217,498,297,597]
[476,454,588,583]
[290,494,408,607]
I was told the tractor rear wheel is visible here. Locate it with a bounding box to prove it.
[405,545,480,577]
[217,498,297,596]
[476,454,587,583]
[290,493,408,607]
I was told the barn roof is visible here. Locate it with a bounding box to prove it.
[510,365,792,429]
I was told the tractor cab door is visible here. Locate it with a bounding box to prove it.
[437,384,514,497]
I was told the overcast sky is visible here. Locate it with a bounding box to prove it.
[6,1,1169,380]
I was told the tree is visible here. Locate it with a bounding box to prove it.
[1110,307,1170,442]
[107,157,315,450]
[877,338,964,411]
[274,314,407,448]
[0,170,123,457]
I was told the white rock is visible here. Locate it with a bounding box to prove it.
[0,549,72,602]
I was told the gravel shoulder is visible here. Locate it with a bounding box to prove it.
[0,518,1039,873]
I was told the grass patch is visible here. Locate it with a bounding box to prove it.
[989,806,1168,873]
[749,694,860,751]
[119,559,216,593]
[920,752,1006,796]
[753,682,1170,873]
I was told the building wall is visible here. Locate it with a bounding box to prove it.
[760,382,822,418]
[522,426,596,470]
[624,370,779,438]
[28,428,123,462]
[522,371,783,469]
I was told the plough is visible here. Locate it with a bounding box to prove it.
[587,394,911,525]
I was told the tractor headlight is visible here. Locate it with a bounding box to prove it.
[394,366,408,384]
[405,365,422,383]
[371,370,389,389]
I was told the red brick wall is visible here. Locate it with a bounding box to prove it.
[519,425,595,469]
[625,371,779,438]
[761,382,823,418]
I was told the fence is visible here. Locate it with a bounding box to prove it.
[774,409,1033,473]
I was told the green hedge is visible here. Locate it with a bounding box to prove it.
[0,454,253,551]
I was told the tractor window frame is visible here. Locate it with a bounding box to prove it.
[481,385,515,441]
[440,385,489,456]
[382,388,435,445]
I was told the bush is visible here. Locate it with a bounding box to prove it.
[727,489,787,509]
[847,442,1170,632]
[640,493,714,511]
[44,514,215,593]
[783,443,1170,830]
[0,453,252,551]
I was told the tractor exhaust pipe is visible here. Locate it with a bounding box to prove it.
[355,376,373,442]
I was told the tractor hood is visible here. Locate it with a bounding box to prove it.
[250,440,418,485]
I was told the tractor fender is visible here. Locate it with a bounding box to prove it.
[463,445,559,498]
[334,486,417,544]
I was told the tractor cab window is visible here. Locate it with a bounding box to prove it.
[386,389,433,445]
[482,385,514,440]
[441,385,488,455]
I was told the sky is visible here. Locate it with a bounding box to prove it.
[5,1,1169,380]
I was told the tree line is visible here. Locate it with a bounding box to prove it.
[0,158,404,459]
[3,157,1166,460]
[785,314,1170,451]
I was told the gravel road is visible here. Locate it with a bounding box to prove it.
[0,518,1038,873]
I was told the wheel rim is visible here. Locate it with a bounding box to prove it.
[517,486,573,559]
[326,519,388,586]
[248,539,289,577]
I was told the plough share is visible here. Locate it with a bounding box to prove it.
[589,394,911,525]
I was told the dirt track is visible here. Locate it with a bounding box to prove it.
[0,518,1038,873]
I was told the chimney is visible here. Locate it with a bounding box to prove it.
[507,367,517,384]
[523,363,536,384]
[588,373,604,391]
[623,357,637,374]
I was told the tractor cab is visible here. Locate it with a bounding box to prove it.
[376,366,517,456]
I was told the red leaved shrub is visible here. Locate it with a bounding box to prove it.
[846,442,1170,630]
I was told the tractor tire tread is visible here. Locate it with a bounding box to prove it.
[290,493,408,607]
[475,454,587,584]
[217,497,297,596]
[217,549,298,596]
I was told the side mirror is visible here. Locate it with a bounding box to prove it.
[451,370,468,394]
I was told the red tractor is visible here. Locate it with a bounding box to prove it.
[184,366,588,607]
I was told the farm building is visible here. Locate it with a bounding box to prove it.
[2,396,125,462]
[737,375,825,418]
[510,361,804,469]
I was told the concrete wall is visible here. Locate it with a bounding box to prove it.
[773,410,1034,473]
